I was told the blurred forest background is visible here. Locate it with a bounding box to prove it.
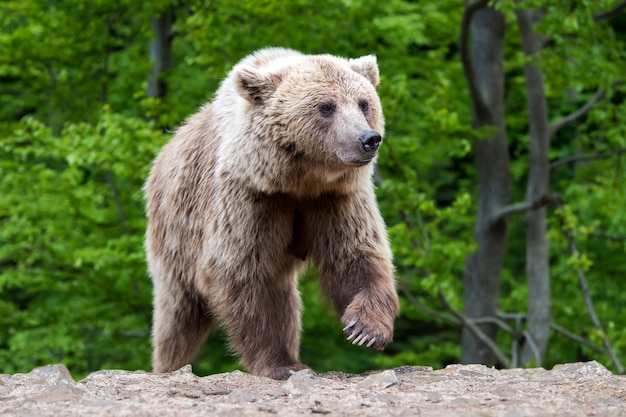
[1,0,625,378]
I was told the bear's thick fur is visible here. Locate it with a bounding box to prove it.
[145,48,399,380]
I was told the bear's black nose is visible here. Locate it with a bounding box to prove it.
[358,131,382,153]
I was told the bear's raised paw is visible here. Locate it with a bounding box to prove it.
[342,317,391,351]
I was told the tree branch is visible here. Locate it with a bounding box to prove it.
[548,89,605,137]
[550,147,626,169]
[438,288,512,368]
[588,232,626,242]
[147,11,175,99]
[550,323,604,354]
[471,316,519,337]
[460,0,491,122]
[553,195,624,374]
[490,194,554,224]
[594,1,626,23]
[522,330,542,367]
[399,284,458,324]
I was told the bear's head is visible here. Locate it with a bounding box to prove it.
[233,50,385,174]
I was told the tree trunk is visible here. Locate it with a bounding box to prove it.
[460,5,510,366]
[515,7,551,366]
[147,11,174,99]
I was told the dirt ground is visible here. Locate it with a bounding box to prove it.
[1,361,625,416]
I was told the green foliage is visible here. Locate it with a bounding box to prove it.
[1,0,625,377]
[0,112,164,377]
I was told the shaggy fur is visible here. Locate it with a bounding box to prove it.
[145,47,399,380]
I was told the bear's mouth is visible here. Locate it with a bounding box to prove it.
[347,157,373,167]
[336,149,376,167]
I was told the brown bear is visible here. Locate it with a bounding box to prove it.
[144,47,399,380]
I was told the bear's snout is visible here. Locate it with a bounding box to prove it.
[358,130,382,153]
[335,128,383,167]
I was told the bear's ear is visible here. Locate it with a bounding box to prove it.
[234,66,282,104]
[349,55,380,87]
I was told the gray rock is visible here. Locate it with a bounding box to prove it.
[282,369,324,397]
[360,370,398,390]
[1,361,625,417]
[437,363,499,377]
[393,365,433,375]
[30,389,79,403]
[282,379,303,397]
[369,393,401,404]
[29,364,74,384]
[226,388,258,403]
[551,360,613,378]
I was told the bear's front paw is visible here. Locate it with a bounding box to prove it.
[341,291,398,350]
[342,315,393,350]
[342,317,391,350]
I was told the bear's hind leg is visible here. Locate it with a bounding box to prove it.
[152,281,214,373]
[217,276,307,380]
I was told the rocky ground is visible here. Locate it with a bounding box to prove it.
[1,361,625,416]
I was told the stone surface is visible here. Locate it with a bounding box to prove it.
[359,369,397,389]
[1,361,625,416]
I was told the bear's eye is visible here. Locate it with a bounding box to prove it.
[318,102,336,117]
[359,99,369,114]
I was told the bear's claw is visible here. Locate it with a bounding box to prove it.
[346,327,383,349]
[344,324,377,349]
[341,314,391,351]
[352,333,376,347]
[343,320,357,332]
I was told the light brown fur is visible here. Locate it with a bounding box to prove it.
[145,47,399,380]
